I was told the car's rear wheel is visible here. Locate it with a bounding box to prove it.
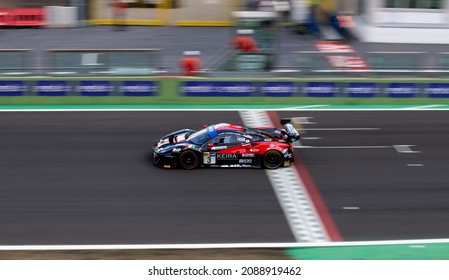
[262,150,283,169]
[179,150,200,170]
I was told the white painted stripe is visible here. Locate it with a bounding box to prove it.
[401,104,446,110]
[285,105,329,110]
[239,110,329,243]
[292,116,316,124]
[279,108,449,111]
[407,163,424,167]
[301,137,322,140]
[394,145,421,153]
[1,238,449,250]
[305,128,381,131]
[1,107,449,112]
[343,207,360,210]
[294,145,389,149]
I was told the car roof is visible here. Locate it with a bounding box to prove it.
[205,123,246,138]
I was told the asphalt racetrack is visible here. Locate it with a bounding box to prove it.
[0,110,448,245]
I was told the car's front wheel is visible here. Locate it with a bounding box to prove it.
[179,150,200,170]
[262,150,283,169]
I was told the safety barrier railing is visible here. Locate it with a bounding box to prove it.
[3,49,449,78]
[204,50,276,75]
[285,50,449,78]
[0,49,32,75]
[46,49,165,76]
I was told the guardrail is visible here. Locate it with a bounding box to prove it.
[0,49,32,75]
[46,49,165,76]
[0,49,166,76]
[2,49,449,78]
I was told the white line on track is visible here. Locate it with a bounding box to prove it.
[343,207,360,210]
[394,145,421,153]
[292,117,316,124]
[294,145,390,149]
[283,105,329,110]
[1,107,449,112]
[407,163,424,167]
[301,137,322,140]
[1,238,449,250]
[304,128,381,131]
[400,104,446,110]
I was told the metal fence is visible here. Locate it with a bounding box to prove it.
[46,49,164,75]
[0,49,165,76]
[0,49,31,75]
[3,48,449,77]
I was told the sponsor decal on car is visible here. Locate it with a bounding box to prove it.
[203,152,216,164]
[269,144,281,149]
[239,159,252,164]
[242,154,255,158]
[250,148,259,152]
[211,146,228,151]
[217,154,238,160]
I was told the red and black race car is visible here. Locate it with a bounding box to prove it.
[152,119,300,169]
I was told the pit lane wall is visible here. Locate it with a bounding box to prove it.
[1,77,449,105]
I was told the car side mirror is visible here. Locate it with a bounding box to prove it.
[207,143,214,150]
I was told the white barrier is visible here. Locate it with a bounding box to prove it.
[45,6,78,28]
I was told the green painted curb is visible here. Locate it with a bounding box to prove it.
[286,243,449,260]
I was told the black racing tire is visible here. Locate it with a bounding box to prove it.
[262,150,283,169]
[178,150,200,170]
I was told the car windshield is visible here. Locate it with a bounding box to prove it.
[187,128,211,145]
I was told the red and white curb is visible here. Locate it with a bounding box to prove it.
[314,41,368,70]
[239,110,329,243]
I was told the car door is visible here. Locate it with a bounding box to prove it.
[201,134,241,166]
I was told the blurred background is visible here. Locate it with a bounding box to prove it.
[1,0,449,77]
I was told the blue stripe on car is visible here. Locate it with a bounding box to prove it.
[207,125,218,138]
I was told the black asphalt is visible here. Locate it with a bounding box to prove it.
[2,110,449,245]
[278,111,449,241]
[0,111,294,245]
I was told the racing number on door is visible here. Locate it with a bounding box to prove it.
[203,152,216,164]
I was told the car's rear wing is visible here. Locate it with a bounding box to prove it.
[281,118,300,143]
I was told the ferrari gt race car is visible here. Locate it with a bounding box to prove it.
[152,119,300,170]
